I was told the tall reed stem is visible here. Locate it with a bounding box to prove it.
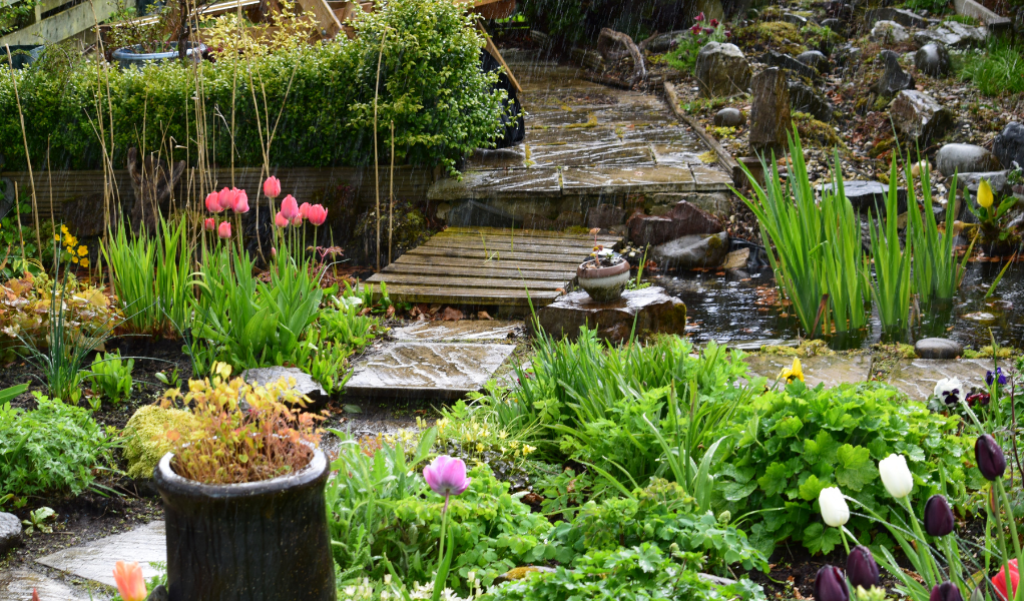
[5,44,41,260]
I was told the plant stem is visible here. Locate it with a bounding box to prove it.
[997,480,1024,601]
[438,494,449,568]
[901,495,940,587]
[838,526,851,555]
[990,485,1015,601]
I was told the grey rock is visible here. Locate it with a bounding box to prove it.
[890,90,955,146]
[871,20,909,43]
[796,50,829,73]
[913,22,987,48]
[820,18,846,36]
[749,67,792,155]
[994,122,1024,170]
[782,12,809,27]
[648,192,732,221]
[240,366,330,412]
[713,107,746,127]
[935,144,1001,177]
[915,337,962,359]
[789,80,835,122]
[818,180,908,213]
[762,50,819,79]
[833,44,861,68]
[535,287,687,344]
[653,232,730,270]
[627,201,723,247]
[695,42,752,98]
[865,7,929,29]
[0,512,22,554]
[914,43,950,76]
[146,585,170,601]
[875,50,915,96]
[958,171,1012,197]
[643,30,692,53]
[586,203,627,229]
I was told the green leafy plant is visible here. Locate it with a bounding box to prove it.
[22,506,56,534]
[907,166,971,310]
[87,350,135,406]
[665,15,730,74]
[960,40,1024,96]
[0,392,116,497]
[968,178,1019,244]
[869,157,913,340]
[0,196,57,281]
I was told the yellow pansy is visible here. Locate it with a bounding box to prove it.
[978,179,993,209]
[779,357,805,383]
[77,245,88,256]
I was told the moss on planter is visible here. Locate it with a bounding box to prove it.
[123,405,201,480]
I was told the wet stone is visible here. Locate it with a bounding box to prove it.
[694,42,752,98]
[795,50,829,73]
[0,569,92,601]
[789,80,834,123]
[389,320,524,342]
[240,366,329,412]
[915,337,963,359]
[915,43,951,77]
[713,108,746,127]
[913,21,987,49]
[994,122,1024,170]
[535,287,687,344]
[0,513,20,555]
[652,232,730,270]
[935,144,1001,177]
[865,7,928,28]
[627,201,723,247]
[749,67,791,155]
[761,51,818,79]
[586,203,628,228]
[782,12,809,27]
[345,343,517,400]
[890,90,955,146]
[36,521,166,588]
[875,50,915,97]
[818,180,908,213]
[870,20,909,43]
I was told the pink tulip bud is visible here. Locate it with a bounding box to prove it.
[291,215,303,226]
[113,562,147,601]
[205,191,222,213]
[263,176,282,199]
[423,455,471,498]
[299,202,311,219]
[307,204,328,226]
[280,195,300,220]
[233,189,250,214]
[204,218,216,231]
[274,211,289,228]
[217,221,232,239]
[271,247,277,258]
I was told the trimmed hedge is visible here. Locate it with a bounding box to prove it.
[0,0,505,173]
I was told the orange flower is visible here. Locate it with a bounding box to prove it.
[112,561,147,601]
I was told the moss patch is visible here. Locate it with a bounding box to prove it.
[735,21,806,56]
[761,339,835,357]
[123,405,202,480]
[962,346,1020,359]
[793,112,841,147]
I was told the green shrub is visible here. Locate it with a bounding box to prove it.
[87,350,135,405]
[122,404,201,480]
[959,41,1024,96]
[714,380,977,556]
[0,392,116,497]
[0,0,504,174]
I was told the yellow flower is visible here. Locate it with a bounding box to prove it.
[78,245,88,256]
[61,225,69,234]
[80,257,89,268]
[72,256,79,265]
[779,357,805,383]
[978,179,993,209]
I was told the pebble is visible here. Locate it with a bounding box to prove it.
[714,107,746,127]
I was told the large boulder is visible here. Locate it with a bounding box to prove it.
[870,20,909,43]
[913,22,987,49]
[749,67,791,156]
[652,232,730,270]
[695,43,752,98]
[789,80,834,122]
[0,512,22,554]
[994,122,1024,169]
[890,90,955,146]
[915,43,951,77]
[795,50,829,73]
[536,287,686,344]
[875,50,915,97]
[915,337,962,359]
[935,144,1002,177]
[627,201,723,247]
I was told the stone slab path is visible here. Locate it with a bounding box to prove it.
[35,521,166,588]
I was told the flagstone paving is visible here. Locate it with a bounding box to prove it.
[35,521,166,588]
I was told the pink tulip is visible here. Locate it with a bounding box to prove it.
[280,195,300,220]
[695,11,705,21]
[112,561,147,601]
[233,189,250,213]
[203,218,216,231]
[263,176,282,199]
[299,202,311,219]
[218,187,238,212]
[291,215,303,226]
[274,211,289,228]
[423,455,470,498]
[710,18,719,26]
[205,191,222,213]
[271,247,277,258]
[306,204,328,226]
[217,221,232,239]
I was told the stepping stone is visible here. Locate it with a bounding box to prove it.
[390,320,524,342]
[0,569,92,601]
[36,521,165,588]
[345,343,517,400]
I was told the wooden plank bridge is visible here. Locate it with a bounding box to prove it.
[365,227,621,311]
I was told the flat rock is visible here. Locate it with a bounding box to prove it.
[789,80,834,123]
[240,366,329,412]
[795,50,829,73]
[890,90,955,146]
[627,201,723,247]
[749,67,791,155]
[935,144,1001,177]
[652,232,730,270]
[36,521,166,588]
[389,320,523,342]
[914,42,951,77]
[0,569,91,601]
[648,193,732,221]
[713,107,746,127]
[345,343,516,400]
[875,50,915,96]
[866,7,928,28]
[870,20,909,43]
[915,337,962,359]
[818,180,908,213]
[913,22,987,48]
[994,122,1024,170]
[535,287,686,344]
[762,51,818,79]
[695,42,752,98]
[0,514,20,555]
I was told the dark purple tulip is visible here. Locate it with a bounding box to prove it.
[924,495,955,537]
[847,545,880,589]
[976,434,1007,481]
[930,582,964,601]
[814,565,850,601]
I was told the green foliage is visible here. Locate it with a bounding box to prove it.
[0,0,504,174]
[0,197,57,281]
[122,404,202,480]
[21,506,56,534]
[715,380,976,556]
[869,157,913,339]
[0,392,116,497]
[907,165,969,307]
[87,350,135,406]
[665,24,729,74]
[903,0,952,14]
[959,40,1024,96]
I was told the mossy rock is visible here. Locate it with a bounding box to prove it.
[761,339,835,357]
[122,405,201,480]
[793,112,841,147]
[735,22,806,56]
[962,346,1020,359]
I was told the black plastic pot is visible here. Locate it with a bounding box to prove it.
[154,448,336,601]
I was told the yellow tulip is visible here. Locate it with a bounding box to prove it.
[978,179,993,209]
[779,357,805,383]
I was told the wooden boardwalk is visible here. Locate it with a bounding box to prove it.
[365,227,621,310]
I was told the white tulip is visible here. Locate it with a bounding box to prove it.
[879,454,914,499]
[819,487,850,527]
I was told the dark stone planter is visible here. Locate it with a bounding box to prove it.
[154,448,336,601]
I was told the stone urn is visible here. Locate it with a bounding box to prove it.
[154,446,335,601]
[577,256,630,302]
